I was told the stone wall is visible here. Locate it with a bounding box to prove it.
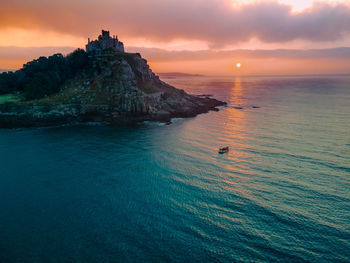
[86,30,125,53]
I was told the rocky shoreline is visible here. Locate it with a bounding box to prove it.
[0,97,224,128]
[0,50,225,128]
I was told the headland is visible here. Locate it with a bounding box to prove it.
[0,30,226,128]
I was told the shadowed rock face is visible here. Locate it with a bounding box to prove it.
[0,51,226,128]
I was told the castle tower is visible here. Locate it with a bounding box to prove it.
[86,30,125,53]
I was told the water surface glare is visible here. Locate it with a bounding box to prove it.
[0,76,349,262]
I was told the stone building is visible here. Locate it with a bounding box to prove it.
[86,30,125,53]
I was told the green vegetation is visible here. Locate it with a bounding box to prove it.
[0,94,22,104]
[0,49,92,100]
[141,81,161,94]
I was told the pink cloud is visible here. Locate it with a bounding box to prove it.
[1,0,350,46]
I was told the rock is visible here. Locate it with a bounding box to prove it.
[0,50,226,128]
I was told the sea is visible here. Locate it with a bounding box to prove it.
[0,75,349,262]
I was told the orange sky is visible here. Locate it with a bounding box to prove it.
[1,0,350,75]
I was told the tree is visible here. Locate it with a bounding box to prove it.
[0,49,92,100]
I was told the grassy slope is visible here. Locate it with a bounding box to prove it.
[0,94,22,104]
[1,52,162,107]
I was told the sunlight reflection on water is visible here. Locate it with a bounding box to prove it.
[0,76,349,262]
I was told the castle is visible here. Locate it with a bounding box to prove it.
[86,30,125,53]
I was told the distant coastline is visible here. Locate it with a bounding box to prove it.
[158,72,205,78]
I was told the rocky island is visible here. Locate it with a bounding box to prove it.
[0,30,225,128]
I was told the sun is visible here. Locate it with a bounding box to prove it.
[236,62,241,68]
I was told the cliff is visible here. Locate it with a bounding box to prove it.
[0,51,225,128]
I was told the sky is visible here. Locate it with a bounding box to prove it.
[1,0,350,75]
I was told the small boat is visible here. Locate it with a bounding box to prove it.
[219,146,229,154]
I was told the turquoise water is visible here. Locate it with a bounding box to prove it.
[0,76,349,262]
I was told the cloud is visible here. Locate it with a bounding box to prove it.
[0,46,75,60]
[1,0,350,46]
[127,47,350,61]
[1,45,350,75]
[1,45,350,63]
